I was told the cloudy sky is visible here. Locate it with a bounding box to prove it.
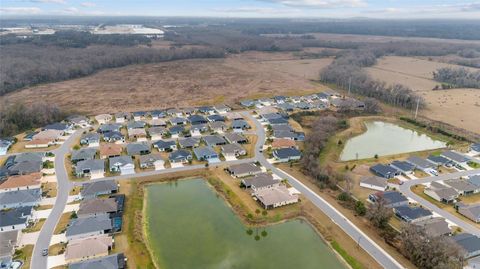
[1,0,480,18]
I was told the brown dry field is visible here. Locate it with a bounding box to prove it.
[367,56,480,133]
[2,51,332,115]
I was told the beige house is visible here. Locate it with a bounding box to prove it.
[65,235,113,263]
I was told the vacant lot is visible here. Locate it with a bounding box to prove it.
[367,56,480,133]
[2,52,332,114]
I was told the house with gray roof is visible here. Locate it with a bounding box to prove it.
[469,175,480,187]
[458,203,480,223]
[133,111,147,121]
[139,154,164,169]
[193,146,219,163]
[0,230,19,267]
[75,159,105,179]
[169,125,185,136]
[80,133,100,147]
[444,179,479,195]
[360,176,388,191]
[273,148,302,163]
[114,112,130,123]
[406,156,436,173]
[368,191,409,208]
[471,143,480,155]
[203,135,227,147]
[71,148,97,163]
[103,131,125,143]
[168,150,192,163]
[394,206,432,223]
[0,139,14,155]
[207,114,225,122]
[69,253,126,269]
[7,160,43,176]
[188,115,208,125]
[370,164,399,180]
[224,133,248,144]
[227,163,262,178]
[390,160,415,175]
[81,180,118,200]
[231,120,250,131]
[178,137,200,149]
[441,150,470,168]
[414,217,451,237]
[153,140,177,152]
[213,104,231,114]
[169,117,187,126]
[454,233,480,259]
[253,185,298,209]
[14,152,44,163]
[109,156,135,175]
[78,197,118,218]
[424,182,458,203]
[0,189,41,209]
[98,124,122,134]
[127,121,146,130]
[126,142,151,156]
[209,121,227,133]
[221,143,246,158]
[241,173,279,192]
[66,215,113,241]
[148,127,167,140]
[166,108,183,117]
[240,100,255,107]
[0,206,32,232]
[427,155,452,167]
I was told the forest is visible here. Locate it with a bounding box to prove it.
[433,67,480,89]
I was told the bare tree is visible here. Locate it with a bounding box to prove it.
[366,195,393,229]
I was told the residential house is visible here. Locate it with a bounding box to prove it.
[190,124,209,136]
[182,107,197,116]
[139,154,164,170]
[231,120,250,131]
[68,253,126,269]
[271,124,293,133]
[0,172,41,193]
[240,100,255,107]
[103,131,125,144]
[169,117,187,126]
[271,139,297,149]
[99,144,123,159]
[273,95,287,104]
[109,156,135,175]
[71,148,97,163]
[95,114,112,124]
[368,191,409,208]
[25,138,54,149]
[188,115,208,125]
[197,106,216,115]
[150,110,166,120]
[65,235,113,263]
[330,97,365,110]
[453,233,480,259]
[469,175,480,187]
[148,127,167,141]
[258,98,274,107]
[390,161,415,175]
[126,121,146,130]
[213,105,231,114]
[80,180,118,200]
[0,139,14,155]
[414,217,451,237]
[207,114,225,122]
[225,112,243,121]
[78,198,118,218]
[441,150,470,168]
[209,121,227,133]
[178,137,200,149]
[394,206,432,223]
[168,150,192,164]
[457,203,480,223]
[241,173,279,192]
[406,156,437,173]
[272,130,304,141]
[149,119,167,127]
[0,189,41,209]
[224,133,248,144]
[253,185,298,209]
[153,140,177,152]
[471,143,480,155]
[66,215,113,241]
[227,163,262,178]
[193,146,219,163]
[424,182,458,203]
[221,143,246,159]
[68,115,91,128]
[272,148,302,162]
[98,124,122,134]
[7,160,42,176]
[166,108,183,117]
[44,122,72,134]
[427,155,452,167]
[0,230,19,267]
[168,125,185,137]
[75,160,105,179]
[127,128,147,141]
[444,179,479,195]
[114,112,130,123]
[359,176,388,191]
[133,111,147,121]
[277,103,296,112]
[268,117,290,125]
[203,135,227,147]
[0,206,32,232]
[80,133,100,147]
[370,164,400,179]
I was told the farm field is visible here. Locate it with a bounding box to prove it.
[1,52,332,114]
[367,56,480,133]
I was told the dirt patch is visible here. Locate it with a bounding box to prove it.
[2,52,331,115]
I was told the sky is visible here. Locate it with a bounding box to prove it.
[1,0,480,19]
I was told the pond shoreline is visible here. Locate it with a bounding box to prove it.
[137,174,352,269]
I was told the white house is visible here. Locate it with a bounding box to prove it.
[359,176,388,191]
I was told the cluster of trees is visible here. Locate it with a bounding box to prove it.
[300,115,346,188]
[0,102,67,137]
[400,225,464,269]
[0,30,152,48]
[433,67,480,89]
[320,50,425,110]
[0,45,224,95]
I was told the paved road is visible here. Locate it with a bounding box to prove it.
[241,112,405,269]
[399,169,480,236]
[31,131,83,269]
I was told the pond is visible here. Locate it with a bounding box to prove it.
[144,179,347,269]
[340,121,446,161]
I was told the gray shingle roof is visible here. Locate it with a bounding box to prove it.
[169,150,192,162]
[0,206,32,227]
[126,142,151,156]
[71,148,97,162]
[81,180,118,198]
[66,215,112,238]
[0,189,41,208]
[193,146,218,160]
[203,135,227,146]
[76,159,105,174]
[68,253,125,269]
[441,150,469,163]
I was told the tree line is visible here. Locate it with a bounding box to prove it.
[0,102,68,137]
[433,67,480,89]
[0,44,224,95]
[320,49,425,110]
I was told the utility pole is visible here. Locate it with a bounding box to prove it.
[348,77,352,96]
[414,98,420,119]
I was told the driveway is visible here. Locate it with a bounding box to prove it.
[47,255,66,269]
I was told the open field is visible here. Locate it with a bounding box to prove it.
[367,56,480,133]
[2,52,332,114]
